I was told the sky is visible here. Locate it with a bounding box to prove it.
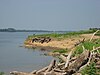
[0,0,100,31]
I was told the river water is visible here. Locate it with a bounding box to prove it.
[0,32,54,74]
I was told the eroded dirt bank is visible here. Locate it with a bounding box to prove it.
[24,34,100,50]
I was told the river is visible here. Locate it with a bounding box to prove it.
[0,32,54,74]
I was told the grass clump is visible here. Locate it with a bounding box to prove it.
[73,39,100,56]
[53,49,67,53]
[73,45,83,56]
[83,39,100,50]
[96,30,100,36]
[81,62,97,75]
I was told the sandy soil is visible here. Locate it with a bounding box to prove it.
[24,34,100,50]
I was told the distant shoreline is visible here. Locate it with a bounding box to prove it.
[0,28,69,32]
[0,31,53,32]
[0,28,52,32]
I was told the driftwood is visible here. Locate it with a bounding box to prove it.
[79,51,92,71]
[30,70,37,74]
[67,50,90,74]
[89,30,99,42]
[36,66,48,74]
[10,71,31,75]
[91,46,100,52]
[59,55,66,62]
[10,46,100,75]
[46,59,56,72]
[96,61,100,65]
[65,50,73,68]
[70,38,85,49]
[95,65,100,69]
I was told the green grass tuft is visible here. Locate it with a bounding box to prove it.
[81,62,97,75]
[53,49,68,53]
[73,39,100,56]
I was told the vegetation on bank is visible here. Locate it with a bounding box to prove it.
[26,29,100,41]
[25,29,100,57]
[51,30,100,75]
[24,29,100,75]
[73,39,100,57]
[81,62,97,75]
[54,39,100,75]
[72,39,100,75]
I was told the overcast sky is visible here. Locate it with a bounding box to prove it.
[0,0,100,31]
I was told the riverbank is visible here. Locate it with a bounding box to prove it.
[24,30,100,51]
[10,30,100,75]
